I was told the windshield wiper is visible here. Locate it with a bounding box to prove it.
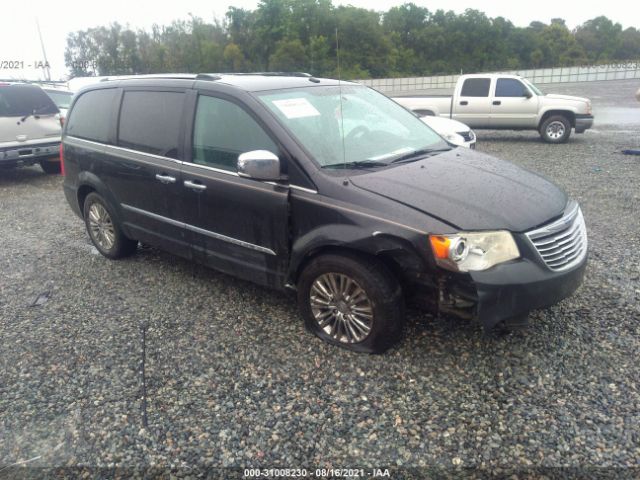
[20,106,50,123]
[389,147,452,164]
[323,159,388,169]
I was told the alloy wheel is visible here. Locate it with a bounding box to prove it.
[310,272,374,344]
[88,203,116,251]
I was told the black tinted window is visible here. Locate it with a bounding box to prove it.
[460,78,491,97]
[66,89,117,143]
[193,95,277,171]
[495,79,527,97]
[118,91,184,158]
[0,85,58,116]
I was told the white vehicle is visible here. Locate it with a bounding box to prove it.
[0,83,62,174]
[42,87,73,121]
[419,114,476,148]
[394,74,594,143]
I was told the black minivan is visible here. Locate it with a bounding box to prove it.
[62,73,587,353]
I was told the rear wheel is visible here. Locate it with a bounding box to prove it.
[297,253,404,353]
[540,115,571,143]
[40,159,61,174]
[83,192,137,259]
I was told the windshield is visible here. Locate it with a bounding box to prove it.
[523,78,544,96]
[258,85,447,168]
[44,89,73,109]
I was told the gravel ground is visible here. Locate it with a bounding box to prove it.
[1,80,639,477]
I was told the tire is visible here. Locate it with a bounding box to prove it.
[83,192,137,259]
[540,115,571,143]
[297,252,404,353]
[40,159,61,174]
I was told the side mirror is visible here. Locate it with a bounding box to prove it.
[237,150,281,181]
[524,90,533,99]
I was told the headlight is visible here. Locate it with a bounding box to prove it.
[429,231,520,272]
[441,132,465,145]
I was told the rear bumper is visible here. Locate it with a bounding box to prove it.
[575,114,594,133]
[0,141,60,166]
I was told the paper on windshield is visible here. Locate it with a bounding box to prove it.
[272,98,321,119]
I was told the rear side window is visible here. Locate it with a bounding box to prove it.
[460,78,491,97]
[0,85,58,117]
[66,89,117,143]
[118,91,184,159]
[192,95,277,171]
[495,79,527,97]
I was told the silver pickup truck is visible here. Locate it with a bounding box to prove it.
[394,74,594,143]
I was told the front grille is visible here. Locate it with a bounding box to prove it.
[525,201,588,271]
[457,131,475,142]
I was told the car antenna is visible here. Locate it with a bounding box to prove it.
[335,27,347,181]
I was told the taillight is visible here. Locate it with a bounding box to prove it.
[60,143,65,176]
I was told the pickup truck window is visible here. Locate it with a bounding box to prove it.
[460,78,491,97]
[193,95,278,172]
[496,79,528,97]
[258,85,444,168]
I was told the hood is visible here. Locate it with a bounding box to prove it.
[350,149,567,232]
[544,94,590,104]
[421,115,470,133]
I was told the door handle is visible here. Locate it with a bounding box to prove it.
[184,180,207,191]
[493,100,501,106]
[460,101,468,106]
[155,173,176,184]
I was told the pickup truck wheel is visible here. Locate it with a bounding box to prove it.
[297,253,404,353]
[540,115,571,143]
[83,192,137,259]
[40,159,61,174]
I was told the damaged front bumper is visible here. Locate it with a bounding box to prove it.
[470,255,587,329]
[411,253,587,330]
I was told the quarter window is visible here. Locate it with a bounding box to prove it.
[118,91,184,158]
[66,89,117,143]
[460,78,491,97]
[192,95,277,171]
[495,79,528,97]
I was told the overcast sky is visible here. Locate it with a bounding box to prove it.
[3,0,640,80]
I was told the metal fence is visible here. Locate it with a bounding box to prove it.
[357,62,640,94]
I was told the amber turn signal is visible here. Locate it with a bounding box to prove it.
[429,235,451,259]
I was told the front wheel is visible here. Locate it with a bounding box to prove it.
[83,192,138,259]
[297,253,404,353]
[540,115,571,143]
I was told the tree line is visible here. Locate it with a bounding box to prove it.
[64,0,640,79]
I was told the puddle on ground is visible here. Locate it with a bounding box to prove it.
[593,107,640,125]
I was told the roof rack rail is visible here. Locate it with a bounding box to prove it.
[200,72,313,78]
[253,72,312,77]
[99,74,200,82]
[195,73,222,81]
